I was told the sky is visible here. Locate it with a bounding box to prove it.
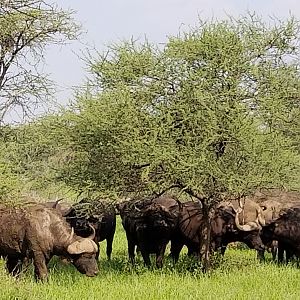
[26,0,300,115]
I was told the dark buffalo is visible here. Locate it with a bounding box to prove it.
[261,205,300,262]
[170,198,266,261]
[263,240,278,261]
[212,199,265,259]
[272,241,295,263]
[260,198,300,263]
[0,204,99,280]
[118,195,180,268]
[64,198,116,260]
[170,201,202,262]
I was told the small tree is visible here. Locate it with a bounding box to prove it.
[63,15,300,270]
[0,0,80,123]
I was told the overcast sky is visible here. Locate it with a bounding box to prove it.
[44,0,300,106]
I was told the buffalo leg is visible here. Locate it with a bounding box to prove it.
[211,237,226,256]
[6,257,22,277]
[156,243,167,268]
[139,247,151,267]
[187,246,201,260]
[270,241,278,261]
[106,235,114,260]
[271,249,277,261]
[285,246,294,263]
[170,239,184,263]
[33,253,48,281]
[127,238,135,265]
[95,243,100,261]
[277,242,284,263]
[256,248,265,261]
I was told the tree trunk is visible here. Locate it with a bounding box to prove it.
[200,203,214,273]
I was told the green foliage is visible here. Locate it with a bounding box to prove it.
[0,126,21,199]
[0,158,20,200]
[0,0,81,122]
[62,15,300,204]
[1,14,300,205]
[0,115,75,199]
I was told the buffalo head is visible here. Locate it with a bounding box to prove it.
[67,226,99,277]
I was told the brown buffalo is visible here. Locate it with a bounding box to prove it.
[170,201,202,262]
[0,204,99,280]
[170,198,266,261]
[118,195,180,268]
[212,198,265,259]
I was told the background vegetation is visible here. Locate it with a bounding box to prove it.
[2,15,300,202]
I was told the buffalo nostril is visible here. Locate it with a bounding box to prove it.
[86,270,98,277]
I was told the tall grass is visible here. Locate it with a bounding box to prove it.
[1,219,300,300]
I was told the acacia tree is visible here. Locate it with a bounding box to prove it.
[0,0,80,123]
[63,15,300,270]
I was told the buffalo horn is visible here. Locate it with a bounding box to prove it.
[88,224,96,240]
[134,205,141,212]
[69,227,74,241]
[53,197,63,208]
[238,198,245,209]
[67,239,98,255]
[234,207,260,231]
[257,207,266,227]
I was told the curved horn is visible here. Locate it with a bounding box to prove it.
[257,207,266,227]
[238,198,245,209]
[69,227,74,242]
[234,208,260,231]
[87,224,96,240]
[134,205,141,212]
[54,197,63,208]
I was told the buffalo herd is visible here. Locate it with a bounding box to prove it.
[1,189,300,280]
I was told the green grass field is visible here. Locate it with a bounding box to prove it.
[1,219,300,300]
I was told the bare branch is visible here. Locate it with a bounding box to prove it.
[0,0,81,124]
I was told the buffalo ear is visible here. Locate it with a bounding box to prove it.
[67,239,98,255]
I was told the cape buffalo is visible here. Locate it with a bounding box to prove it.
[64,198,116,260]
[170,198,266,261]
[212,199,265,259]
[0,204,99,280]
[170,201,202,262]
[118,195,180,268]
[260,198,300,263]
[260,205,300,262]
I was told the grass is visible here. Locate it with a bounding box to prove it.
[0,219,300,300]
